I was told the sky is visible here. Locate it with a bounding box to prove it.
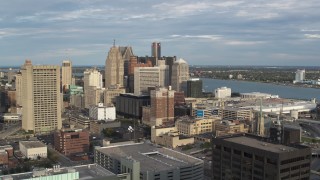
[1,0,320,66]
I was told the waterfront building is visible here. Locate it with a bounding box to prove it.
[21,60,62,134]
[54,129,89,156]
[240,92,279,99]
[89,103,116,121]
[19,141,47,160]
[294,69,305,83]
[214,87,231,99]
[212,134,311,180]
[171,58,189,92]
[61,60,72,90]
[95,142,204,180]
[105,46,124,88]
[186,78,202,98]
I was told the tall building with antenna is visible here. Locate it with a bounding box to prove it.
[105,43,124,88]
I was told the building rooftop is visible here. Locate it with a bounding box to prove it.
[96,142,203,172]
[223,134,305,153]
[0,164,115,180]
[19,141,46,149]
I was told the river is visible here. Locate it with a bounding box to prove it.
[202,78,320,101]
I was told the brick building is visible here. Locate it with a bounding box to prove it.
[54,129,89,156]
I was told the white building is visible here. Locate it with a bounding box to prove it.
[89,103,116,121]
[240,92,279,99]
[214,87,231,99]
[293,69,305,83]
[19,141,47,160]
[171,58,189,92]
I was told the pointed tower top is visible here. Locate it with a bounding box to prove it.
[113,39,116,47]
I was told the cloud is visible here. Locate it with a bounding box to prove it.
[224,40,265,45]
[170,34,222,41]
[304,34,320,39]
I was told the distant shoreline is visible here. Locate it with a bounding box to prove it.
[198,77,320,90]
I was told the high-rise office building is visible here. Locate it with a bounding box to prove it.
[21,60,62,134]
[134,60,169,96]
[83,68,103,108]
[151,42,161,60]
[171,58,189,92]
[119,46,134,77]
[61,60,72,90]
[105,46,124,88]
[186,78,203,98]
[212,134,311,180]
[150,87,175,126]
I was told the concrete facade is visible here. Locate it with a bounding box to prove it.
[171,58,189,92]
[89,103,116,121]
[19,141,47,160]
[21,60,62,134]
[105,46,124,88]
[62,60,72,89]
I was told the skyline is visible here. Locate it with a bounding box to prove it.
[1,0,320,66]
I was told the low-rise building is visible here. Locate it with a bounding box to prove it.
[0,164,130,180]
[214,120,249,136]
[69,115,90,129]
[221,107,253,120]
[89,103,116,121]
[214,87,231,99]
[104,86,126,106]
[151,126,194,148]
[2,113,21,123]
[54,129,89,156]
[175,116,219,136]
[19,141,47,160]
[240,92,279,99]
[89,120,121,135]
[95,142,204,180]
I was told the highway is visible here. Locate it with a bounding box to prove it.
[0,123,21,139]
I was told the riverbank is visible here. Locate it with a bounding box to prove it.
[194,76,320,90]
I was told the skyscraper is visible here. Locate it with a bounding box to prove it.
[21,60,62,134]
[61,60,72,90]
[186,78,203,98]
[171,58,189,92]
[105,46,124,88]
[151,42,161,60]
[83,68,103,108]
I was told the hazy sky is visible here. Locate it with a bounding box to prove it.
[1,0,320,66]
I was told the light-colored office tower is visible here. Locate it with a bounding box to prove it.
[105,46,124,88]
[83,68,103,90]
[83,68,103,108]
[171,58,189,92]
[214,87,231,99]
[294,69,305,83]
[134,60,169,95]
[150,87,175,126]
[7,68,15,83]
[21,60,62,134]
[15,72,22,106]
[62,60,72,89]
